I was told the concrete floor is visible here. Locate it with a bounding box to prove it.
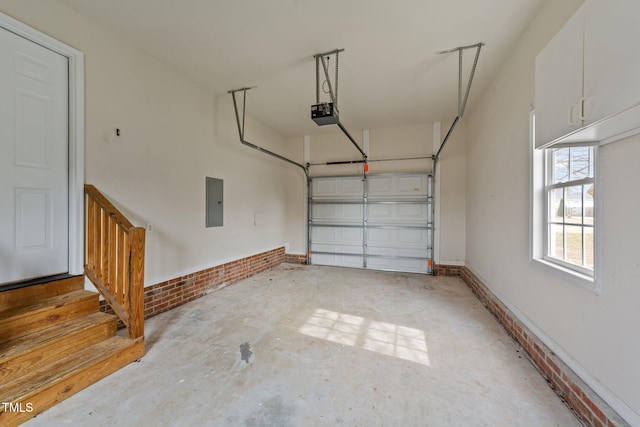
[25,264,581,427]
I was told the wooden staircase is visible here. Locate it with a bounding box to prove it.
[0,275,144,426]
[0,185,146,425]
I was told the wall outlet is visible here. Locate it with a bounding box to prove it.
[146,223,153,233]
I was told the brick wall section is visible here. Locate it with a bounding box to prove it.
[433,264,464,277]
[284,253,307,264]
[100,247,285,322]
[435,264,628,427]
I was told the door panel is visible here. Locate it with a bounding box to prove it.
[0,27,69,284]
[312,176,363,198]
[368,174,428,198]
[312,204,363,223]
[15,188,51,250]
[15,89,51,168]
[310,173,432,274]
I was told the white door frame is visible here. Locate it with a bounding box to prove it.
[0,12,85,277]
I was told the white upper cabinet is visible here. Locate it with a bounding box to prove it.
[583,0,640,125]
[535,5,584,148]
[535,0,640,148]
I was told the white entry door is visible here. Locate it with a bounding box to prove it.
[0,27,69,284]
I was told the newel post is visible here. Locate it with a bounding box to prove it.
[127,227,146,340]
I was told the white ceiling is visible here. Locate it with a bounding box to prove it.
[57,0,544,137]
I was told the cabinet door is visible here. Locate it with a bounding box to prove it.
[583,0,640,124]
[535,6,584,148]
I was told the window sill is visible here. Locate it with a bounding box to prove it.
[531,258,600,295]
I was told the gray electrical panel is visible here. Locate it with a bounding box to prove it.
[206,177,223,227]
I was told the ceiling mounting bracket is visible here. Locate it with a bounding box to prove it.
[313,48,344,110]
[433,42,484,161]
[228,86,308,177]
[311,48,367,165]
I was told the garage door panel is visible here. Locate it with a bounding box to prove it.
[397,204,425,219]
[367,246,429,258]
[312,176,362,198]
[367,228,392,244]
[341,178,363,195]
[310,173,432,274]
[367,174,428,198]
[367,228,428,247]
[312,244,363,268]
[397,228,427,245]
[312,243,363,255]
[367,176,392,194]
[366,257,427,273]
[367,203,428,223]
[397,175,428,195]
[368,204,391,219]
[314,254,363,268]
[313,204,362,222]
[312,226,363,244]
[314,179,337,197]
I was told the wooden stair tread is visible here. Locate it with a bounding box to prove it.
[0,312,116,359]
[0,312,118,385]
[0,290,99,345]
[0,276,84,312]
[0,336,141,405]
[0,290,97,322]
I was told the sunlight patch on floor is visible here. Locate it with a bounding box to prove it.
[299,308,430,366]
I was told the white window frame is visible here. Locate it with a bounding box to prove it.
[543,144,596,276]
[529,110,602,294]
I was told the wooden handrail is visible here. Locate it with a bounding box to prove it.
[84,184,145,341]
[84,185,135,231]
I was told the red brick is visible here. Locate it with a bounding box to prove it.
[538,359,552,379]
[569,381,585,402]
[586,397,607,425]
[154,302,168,311]
[532,342,545,360]
[592,417,606,427]
[552,372,569,397]
[541,356,555,372]
[137,247,285,319]
[567,392,588,421]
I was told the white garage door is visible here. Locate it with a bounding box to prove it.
[309,172,433,274]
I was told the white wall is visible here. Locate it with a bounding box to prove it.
[283,135,307,256]
[435,121,466,265]
[0,1,289,286]
[284,123,466,265]
[465,0,640,423]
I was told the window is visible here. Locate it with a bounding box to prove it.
[544,146,596,276]
[530,110,599,291]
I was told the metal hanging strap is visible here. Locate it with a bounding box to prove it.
[228,87,308,175]
[429,42,483,275]
[434,42,483,160]
[314,49,344,111]
[312,48,367,162]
